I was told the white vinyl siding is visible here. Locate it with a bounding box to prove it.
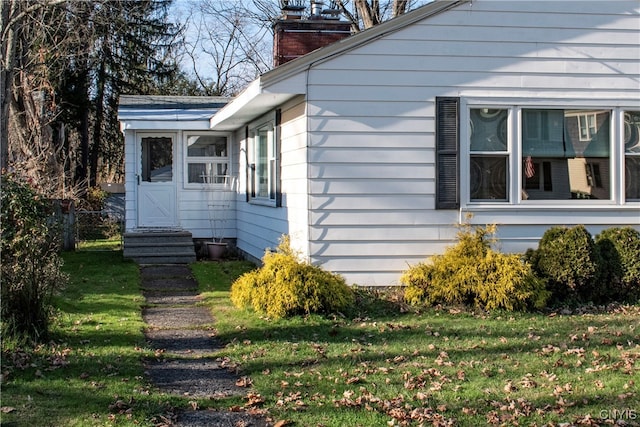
[300,0,639,285]
[235,97,309,261]
[177,131,237,239]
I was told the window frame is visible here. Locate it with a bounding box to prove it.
[459,101,632,208]
[248,118,278,206]
[468,107,511,202]
[183,132,231,189]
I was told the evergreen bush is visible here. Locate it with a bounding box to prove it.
[230,236,354,318]
[1,174,68,342]
[595,227,640,302]
[401,224,548,311]
[525,225,601,304]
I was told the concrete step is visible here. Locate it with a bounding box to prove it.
[124,231,193,245]
[130,254,197,264]
[123,242,196,256]
[123,231,196,264]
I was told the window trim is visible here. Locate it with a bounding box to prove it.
[183,132,231,189]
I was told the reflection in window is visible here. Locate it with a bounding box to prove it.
[470,109,508,201]
[521,109,610,200]
[250,123,277,202]
[625,111,640,200]
[470,156,507,200]
[256,129,269,198]
[185,135,229,184]
[142,137,172,182]
[578,113,597,141]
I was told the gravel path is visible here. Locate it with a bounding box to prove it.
[140,265,270,427]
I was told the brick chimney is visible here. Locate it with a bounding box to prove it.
[273,1,352,67]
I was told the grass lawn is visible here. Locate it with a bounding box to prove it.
[2,252,639,426]
[1,241,182,427]
[192,262,640,427]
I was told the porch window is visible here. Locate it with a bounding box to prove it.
[625,111,640,200]
[185,134,229,186]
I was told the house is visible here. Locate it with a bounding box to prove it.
[118,0,640,285]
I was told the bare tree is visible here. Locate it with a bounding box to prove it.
[1,0,73,196]
[180,0,271,96]
[177,0,429,96]
[334,0,421,32]
[2,0,181,197]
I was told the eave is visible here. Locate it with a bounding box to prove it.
[207,0,468,132]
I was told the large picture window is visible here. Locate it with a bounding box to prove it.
[521,109,610,200]
[185,134,229,186]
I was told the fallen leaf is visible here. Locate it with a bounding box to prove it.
[503,381,517,393]
[236,376,252,387]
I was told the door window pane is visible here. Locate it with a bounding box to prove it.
[142,137,172,182]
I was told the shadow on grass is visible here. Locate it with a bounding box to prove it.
[1,249,189,426]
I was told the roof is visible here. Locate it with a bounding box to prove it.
[118,95,230,122]
[209,0,467,131]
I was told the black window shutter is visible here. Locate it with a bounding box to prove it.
[275,109,283,207]
[245,126,251,202]
[435,97,460,209]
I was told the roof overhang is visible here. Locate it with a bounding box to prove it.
[118,95,230,131]
[209,79,301,131]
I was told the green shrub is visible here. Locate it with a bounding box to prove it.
[230,236,354,318]
[595,227,640,302]
[1,174,68,342]
[525,225,601,304]
[401,224,548,311]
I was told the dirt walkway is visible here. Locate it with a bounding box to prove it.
[140,265,270,427]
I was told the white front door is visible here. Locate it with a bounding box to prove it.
[137,133,177,227]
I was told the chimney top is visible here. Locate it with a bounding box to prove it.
[280,0,305,19]
[279,0,342,21]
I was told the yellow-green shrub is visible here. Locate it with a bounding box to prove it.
[401,224,548,311]
[230,236,354,318]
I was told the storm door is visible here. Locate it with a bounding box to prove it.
[137,134,177,227]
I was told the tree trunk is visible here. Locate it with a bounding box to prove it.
[0,0,19,171]
[354,0,377,29]
[392,0,408,18]
[90,59,106,188]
